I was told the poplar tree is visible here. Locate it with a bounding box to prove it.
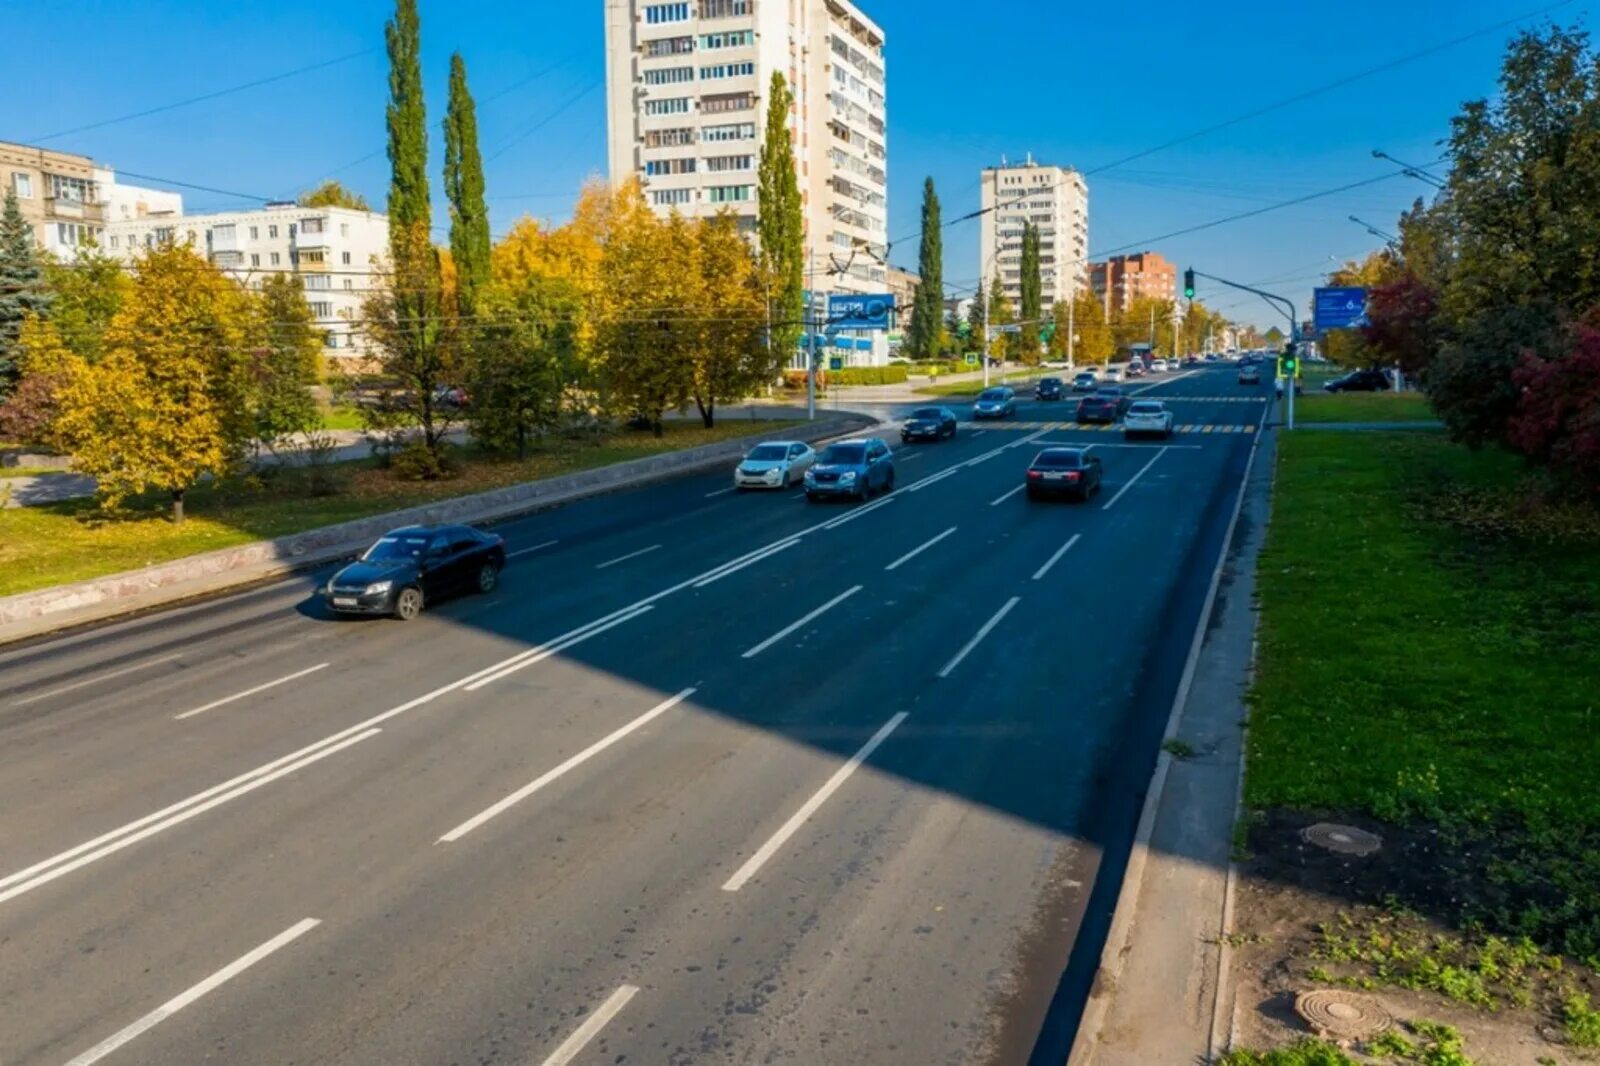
[907,178,943,357]
[756,73,804,362]
[444,52,491,315]
[1019,221,1042,362]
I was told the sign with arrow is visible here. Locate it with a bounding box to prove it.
[1313,286,1369,331]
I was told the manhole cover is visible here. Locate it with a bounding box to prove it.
[1301,822,1382,856]
[1295,989,1393,1040]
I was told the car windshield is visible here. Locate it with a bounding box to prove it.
[747,444,789,461]
[978,389,1006,401]
[910,408,943,419]
[1035,451,1082,469]
[362,535,430,562]
[820,444,866,464]
[1129,402,1164,414]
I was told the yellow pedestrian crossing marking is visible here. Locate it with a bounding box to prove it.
[962,421,1258,434]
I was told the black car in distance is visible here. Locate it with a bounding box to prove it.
[1025,447,1103,501]
[1075,387,1132,424]
[901,406,958,442]
[1324,368,1392,392]
[325,524,506,620]
[1035,377,1064,401]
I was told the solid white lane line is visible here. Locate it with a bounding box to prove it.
[1032,534,1083,581]
[989,484,1026,507]
[692,539,801,587]
[10,654,181,707]
[721,711,909,892]
[0,731,379,906]
[704,486,737,498]
[64,918,322,1066]
[819,496,896,530]
[173,663,330,721]
[539,985,641,1066]
[906,467,960,492]
[963,449,1003,467]
[884,527,957,571]
[896,451,924,461]
[596,544,661,570]
[742,588,862,658]
[464,608,653,691]
[440,689,697,842]
[938,597,1021,679]
[1101,447,1169,512]
[507,540,558,559]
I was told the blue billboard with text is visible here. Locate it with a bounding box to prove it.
[827,293,896,330]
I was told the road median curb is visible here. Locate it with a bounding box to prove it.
[0,417,870,647]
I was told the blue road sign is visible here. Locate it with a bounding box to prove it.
[829,356,844,371]
[1314,287,1368,330]
[827,293,896,330]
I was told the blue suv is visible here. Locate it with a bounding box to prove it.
[804,437,896,502]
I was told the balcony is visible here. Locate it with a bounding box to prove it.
[46,197,104,222]
[295,221,333,249]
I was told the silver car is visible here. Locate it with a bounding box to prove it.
[1102,366,1125,383]
[1123,400,1174,439]
[734,441,815,490]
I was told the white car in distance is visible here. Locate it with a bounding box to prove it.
[1102,366,1126,383]
[734,441,816,490]
[1149,358,1169,373]
[1123,400,1175,440]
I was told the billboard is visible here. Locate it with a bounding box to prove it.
[827,293,896,330]
[1313,287,1368,331]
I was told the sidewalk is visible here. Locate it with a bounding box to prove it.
[1070,410,1278,1064]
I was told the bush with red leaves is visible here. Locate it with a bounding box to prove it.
[1507,324,1600,497]
[0,372,62,448]
[1360,272,1441,377]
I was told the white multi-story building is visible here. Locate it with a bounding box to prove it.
[979,157,1089,320]
[105,203,389,357]
[1,140,183,260]
[604,0,890,365]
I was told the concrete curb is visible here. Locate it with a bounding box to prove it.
[1067,396,1273,1066]
[0,417,871,647]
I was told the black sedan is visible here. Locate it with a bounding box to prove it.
[901,405,958,442]
[1324,368,1392,393]
[1026,448,1103,501]
[1076,388,1132,424]
[1035,377,1064,401]
[324,524,506,620]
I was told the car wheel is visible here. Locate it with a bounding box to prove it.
[884,470,896,492]
[476,563,498,595]
[394,586,424,621]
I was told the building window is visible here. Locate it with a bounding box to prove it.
[324,332,340,348]
[212,224,236,241]
[651,188,693,206]
[644,2,689,24]
[645,127,696,148]
[643,66,694,85]
[270,252,281,265]
[645,35,694,57]
[340,223,349,236]
[699,61,754,80]
[109,235,119,249]
[268,225,279,238]
[249,226,259,239]
[700,30,754,49]
[309,301,334,318]
[700,92,755,114]
[300,249,325,265]
[644,96,691,116]
[289,223,297,238]
[342,251,351,264]
[344,278,354,290]
[699,0,750,16]
[305,273,332,290]
[301,217,325,234]
[645,158,696,175]
[704,154,752,172]
[48,174,95,204]
[251,253,260,266]
[11,173,32,199]
[703,122,755,141]
[707,184,751,203]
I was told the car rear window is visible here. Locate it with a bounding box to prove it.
[910,408,943,419]
[1035,451,1083,469]
[820,444,865,464]
[747,444,788,461]
[1040,378,1061,385]
[1129,402,1163,413]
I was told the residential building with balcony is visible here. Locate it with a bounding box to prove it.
[978,156,1089,321]
[1089,251,1178,317]
[1,140,182,258]
[604,0,890,365]
[104,203,389,357]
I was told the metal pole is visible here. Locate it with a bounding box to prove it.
[1286,312,1297,431]
[1067,296,1076,369]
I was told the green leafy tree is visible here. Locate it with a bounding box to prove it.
[1019,221,1042,361]
[444,52,491,315]
[987,274,1016,359]
[966,278,987,354]
[468,277,579,458]
[246,273,322,457]
[1,188,50,388]
[42,245,129,363]
[1071,287,1113,364]
[53,244,253,521]
[596,201,695,435]
[756,72,804,363]
[297,180,371,211]
[906,178,944,358]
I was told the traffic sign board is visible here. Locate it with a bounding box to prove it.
[997,324,1023,334]
[965,353,979,365]
[1313,287,1368,330]
[828,356,844,371]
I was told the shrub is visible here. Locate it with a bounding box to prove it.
[825,365,908,386]
[390,440,456,481]
[1506,324,1600,497]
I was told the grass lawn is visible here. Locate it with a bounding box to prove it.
[316,405,368,431]
[0,419,798,598]
[1293,390,1436,423]
[914,370,1041,398]
[1247,429,1600,960]
[0,467,74,479]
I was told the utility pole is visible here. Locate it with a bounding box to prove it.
[1148,305,1156,353]
[1188,268,1301,429]
[1067,295,1076,369]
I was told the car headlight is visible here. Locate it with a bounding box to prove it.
[804,469,816,481]
[364,580,393,596]
[839,471,857,483]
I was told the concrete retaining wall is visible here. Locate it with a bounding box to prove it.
[0,417,871,645]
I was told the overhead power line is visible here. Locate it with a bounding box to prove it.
[26,49,376,143]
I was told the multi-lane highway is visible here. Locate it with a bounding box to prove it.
[0,365,1267,1065]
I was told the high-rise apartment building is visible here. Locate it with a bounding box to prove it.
[604,0,890,364]
[1089,251,1177,317]
[978,157,1089,318]
[105,203,389,357]
[2,140,181,259]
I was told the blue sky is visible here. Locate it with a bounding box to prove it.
[3,0,1583,327]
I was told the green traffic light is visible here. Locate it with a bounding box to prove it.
[1183,268,1196,300]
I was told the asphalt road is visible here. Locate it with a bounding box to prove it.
[0,364,1267,1065]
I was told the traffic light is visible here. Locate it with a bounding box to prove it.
[1183,269,1195,300]
[1281,345,1299,379]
